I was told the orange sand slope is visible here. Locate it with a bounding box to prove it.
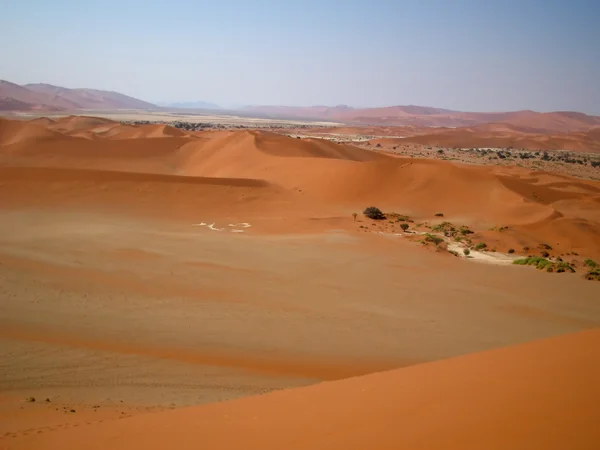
[1,116,600,256]
[5,329,599,450]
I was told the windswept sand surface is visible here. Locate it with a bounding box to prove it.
[1,116,599,448]
[4,329,600,450]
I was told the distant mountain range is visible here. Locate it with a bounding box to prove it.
[2,80,599,133]
[0,80,156,111]
[157,101,221,110]
[243,105,600,133]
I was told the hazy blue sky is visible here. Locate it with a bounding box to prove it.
[1,0,599,113]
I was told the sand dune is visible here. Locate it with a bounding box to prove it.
[2,115,600,448]
[5,329,598,450]
[2,116,600,256]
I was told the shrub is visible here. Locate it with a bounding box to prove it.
[434,212,444,217]
[448,250,459,257]
[541,251,550,258]
[389,213,410,222]
[555,262,575,273]
[363,206,385,220]
[432,221,455,233]
[459,226,474,235]
[463,248,471,256]
[508,248,515,254]
[424,233,444,245]
[513,257,553,270]
[585,268,600,281]
[513,257,573,273]
[475,242,487,250]
[400,223,409,232]
[584,259,598,268]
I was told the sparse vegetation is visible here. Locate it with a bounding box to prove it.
[424,233,444,245]
[474,242,487,250]
[363,206,385,220]
[459,226,474,235]
[513,257,574,273]
[583,259,600,281]
[388,213,410,222]
[585,268,600,281]
[555,262,576,273]
[514,256,554,270]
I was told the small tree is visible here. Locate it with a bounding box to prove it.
[363,207,385,220]
[400,223,409,232]
[352,212,358,222]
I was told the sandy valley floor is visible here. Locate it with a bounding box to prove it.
[2,210,599,416]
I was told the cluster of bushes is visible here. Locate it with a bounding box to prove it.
[513,257,574,273]
[585,259,600,281]
[423,233,444,246]
[431,222,474,240]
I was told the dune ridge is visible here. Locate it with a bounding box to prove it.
[5,329,599,450]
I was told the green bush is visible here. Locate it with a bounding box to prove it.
[363,206,385,220]
[432,221,455,233]
[585,268,600,281]
[424,233,444,245]
[459,226,474,235]
[474,242,487,250]
[513,257,574,273]
[584,259,598,268]
[463,248,471,256]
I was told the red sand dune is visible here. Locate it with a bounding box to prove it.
[5,329,599,450]
[1,116,600,257]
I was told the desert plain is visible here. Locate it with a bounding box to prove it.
[1,113,600,449]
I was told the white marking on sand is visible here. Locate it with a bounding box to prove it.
[208,223,224,231]
[193,221,251,233]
